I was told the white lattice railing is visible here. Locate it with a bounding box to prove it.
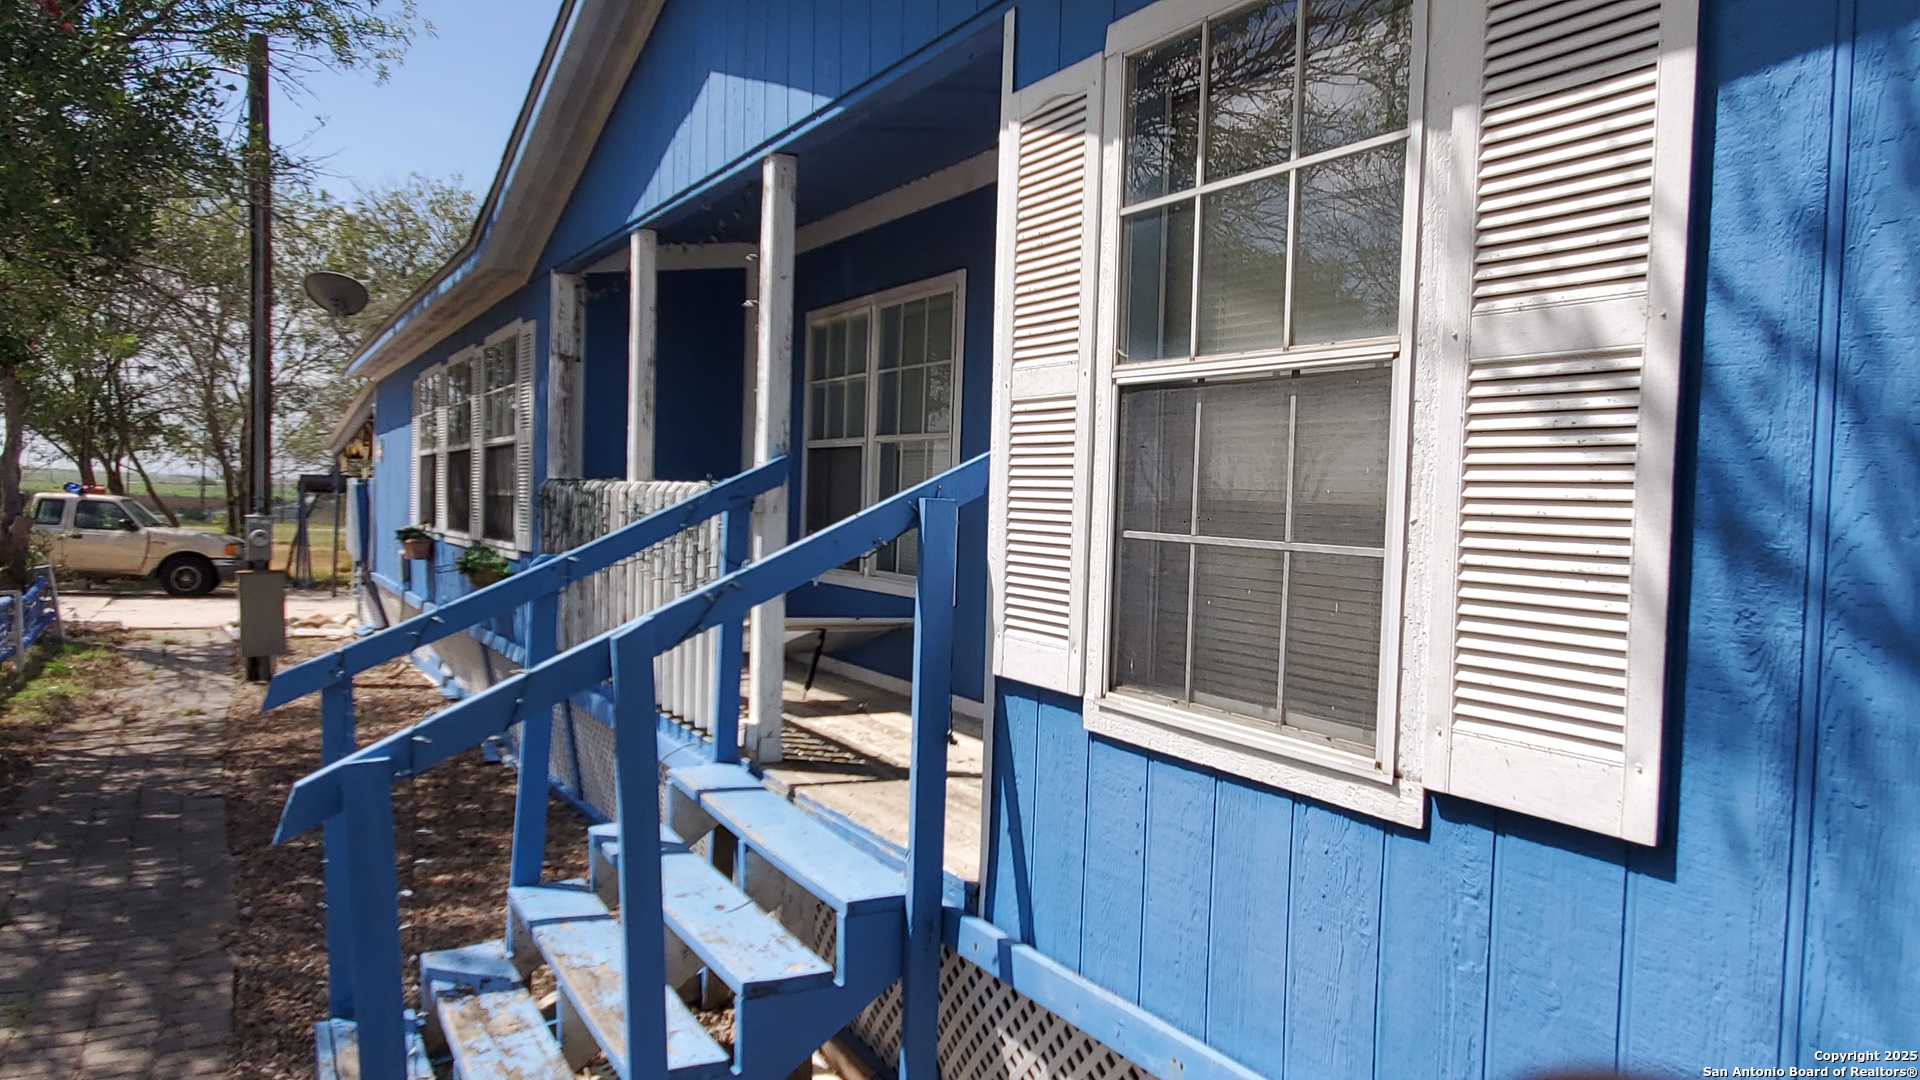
[541,478,723,733]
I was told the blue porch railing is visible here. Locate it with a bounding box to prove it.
[274,454,986,1080]
[263,457,789,1021]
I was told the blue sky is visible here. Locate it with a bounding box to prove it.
[280,0,565,197]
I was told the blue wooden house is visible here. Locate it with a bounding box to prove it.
[275,0,1920,1077]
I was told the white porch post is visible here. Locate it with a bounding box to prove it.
[626,228,658,481]
[748,154,795,763]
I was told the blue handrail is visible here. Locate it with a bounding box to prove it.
[274,453,988,840]
[274,453,987,1080]
[272,456,784,1025]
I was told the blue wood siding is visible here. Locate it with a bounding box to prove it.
[983,0,1920,1071]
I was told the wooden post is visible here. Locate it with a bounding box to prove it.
[320,678,357,1018]
[612,626,669,1079]
[900,498,956,1080]
[627,229,658,482]
[748,154,796,764]
[509,588,559,887]
[710,508,750,763]
[339,758,406,1080]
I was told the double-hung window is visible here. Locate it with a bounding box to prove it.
[803,275,963,584]
[1102,0,1412,765]
[411,320,536,552]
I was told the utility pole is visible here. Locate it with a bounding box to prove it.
[240,32,285,681]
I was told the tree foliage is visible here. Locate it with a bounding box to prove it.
[0,0,418,583]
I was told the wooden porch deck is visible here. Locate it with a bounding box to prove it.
[767,661,984,884]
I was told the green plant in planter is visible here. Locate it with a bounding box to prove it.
[395,526,434,560]
[454,545,513,587]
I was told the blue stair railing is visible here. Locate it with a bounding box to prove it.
[274,454,987,1080]
[263,457,789,1023]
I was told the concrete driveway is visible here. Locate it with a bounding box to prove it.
[59,587,356,636]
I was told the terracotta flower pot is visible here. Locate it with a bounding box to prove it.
[465,568,502,588]
[402,537,434,560]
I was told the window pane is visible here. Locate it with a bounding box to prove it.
[446,364,472,446]
[926,294,954,363]
[1113,538,1191,699]
[848,312,870,375]
[1283,552,1382,741]
[1194,378,1289,539]
[880,305,902,370]
[874,439,948,574]
[847,377,867,438]
[826,381,845,439]
[899,366,925,435]
[1301,0,1411,155]
[877,371,900,435]
[925,362,951,434]
[1192,545,1285,718]
[805,446,864,534]
[810,326,829,379]
[1124,31,1202,203]
[1119,385,1197,535]
[1206,0,1299,181]
[1198,174,1291,355]
[828,320,848,378]
[419,457,438,527]
[483,444,515,541]
[810,385,827,440]
[1120,202,1196,363]
[74,501,126,530]
[32,500,63,525]
[1292,143,1405,343]
[447,448,472,533]
[902,299,928,369]
[1291,366,1391,545]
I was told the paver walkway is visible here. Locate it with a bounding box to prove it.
[0,631,236,1078]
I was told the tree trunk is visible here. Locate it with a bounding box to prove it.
[128,451,179,526]
[0,368,33,591]
[76,449,96,488]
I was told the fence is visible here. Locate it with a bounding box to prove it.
[538,478,729,820]
[0,566,63,669]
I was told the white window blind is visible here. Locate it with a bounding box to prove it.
[1432,0,1697,845]
[988,54,1105,696]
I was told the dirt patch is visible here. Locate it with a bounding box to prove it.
[223,639,591,1079]
[0,627,128,823]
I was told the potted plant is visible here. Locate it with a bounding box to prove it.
[396,526,434,561]
[455,545,513,588]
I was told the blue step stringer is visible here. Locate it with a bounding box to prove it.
[273,455,985,1080]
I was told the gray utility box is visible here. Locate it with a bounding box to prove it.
[236,571,287,658]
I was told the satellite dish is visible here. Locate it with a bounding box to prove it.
[303,271,370,318]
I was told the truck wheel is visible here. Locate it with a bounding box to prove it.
[158,555,217,597]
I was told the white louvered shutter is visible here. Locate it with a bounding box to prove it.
[547,273,585,481]
[515,320,537,552]
[1435,0,1697,845]
[987,55,1104,697]
[409,377,423,527]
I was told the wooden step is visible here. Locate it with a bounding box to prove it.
[507,885,731,1080]
[313,1017,433,1080]
[420,942,571,1080]
[691,778,906,916]
[660,850,835,998]
[590,822,689,907]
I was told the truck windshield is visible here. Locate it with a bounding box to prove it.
[123,501,162,528]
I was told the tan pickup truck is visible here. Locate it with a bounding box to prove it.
[28,492,241,596]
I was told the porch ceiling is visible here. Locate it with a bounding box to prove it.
[650,22,1002,247]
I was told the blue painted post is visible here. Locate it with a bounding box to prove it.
[320,678,356,1018]
[900,498,956,1080]
[710,508,750,764]
[339,757,407,1080]
[509,587,560,886]
[612,627,669,1079]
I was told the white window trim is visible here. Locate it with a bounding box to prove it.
[412,320,536,557]
[1077,0,1435,828]
[802,270,967,598]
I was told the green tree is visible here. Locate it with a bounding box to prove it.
[0,0,417,585]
